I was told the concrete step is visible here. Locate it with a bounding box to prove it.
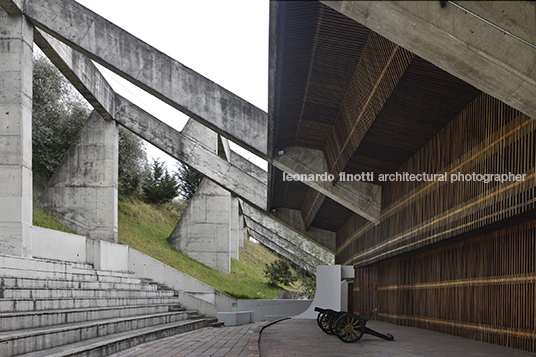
[0,296,181,312]
[0,267,147,285]
[0,276,159,291]
[0,311,201,356]
[1,287,175,299]
[14,318,214,357]
[0,303,184,331]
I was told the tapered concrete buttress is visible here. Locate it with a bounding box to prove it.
[168,179,235,275]
[39,111,119,242]
[0,9,33,257]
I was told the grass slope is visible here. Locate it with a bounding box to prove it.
[33,195,299,299]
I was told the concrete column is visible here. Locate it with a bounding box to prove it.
[229,196,240,260]
[0,9,33,257]
[39,111,119,242]
[168,179,233,274]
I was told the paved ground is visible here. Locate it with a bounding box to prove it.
[260,319,536,357]
[108,318,536,356]
[108,322,264,357]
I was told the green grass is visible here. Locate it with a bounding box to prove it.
[33,193,301,299]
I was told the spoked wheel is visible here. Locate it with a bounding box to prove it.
[334,314,365,343]
[317,311,336,335]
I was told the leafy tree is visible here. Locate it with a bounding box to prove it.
[32,55,90,189]
[264,258,298,286]
[176,164,203,200]
[118,127,147,197]
[142,159,180,204]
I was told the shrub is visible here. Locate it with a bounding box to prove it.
[264,259,297,286]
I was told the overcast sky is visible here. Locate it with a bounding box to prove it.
[75,0,269,169]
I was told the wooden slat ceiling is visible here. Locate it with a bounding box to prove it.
[270,1,481,232]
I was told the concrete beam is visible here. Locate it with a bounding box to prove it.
[34,29,268,210]
[301,189,326,231]
[25,0,268,158]
[244,216,326,272]
[273,146,381,222]
[321,0,536,121]
[114,96,268,210]
[241,201,334,266]
[0,8,33,257]
[0,0,23,16]
[34,30,115,120]
[273,207,336,253]
[247,228,315,273]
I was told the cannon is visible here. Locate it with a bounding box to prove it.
[314,307,394,343]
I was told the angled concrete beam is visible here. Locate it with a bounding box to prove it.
[301,189,326,231]
[0,0,23,15]
[243,216,327,273]
[34,29,268,210]
[25,0,268,157]
[273,207,336,253]
[34,30,115,120]
[321,0,536,121]
[326,33,414,177]
[273,146,381,223]
[247,228,316,273]
[241,200,334,265]
[115,96,268,210]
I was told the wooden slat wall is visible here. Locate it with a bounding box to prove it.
[337,93,536,266]
[355,219,536,352]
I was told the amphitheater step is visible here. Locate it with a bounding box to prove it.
[0,303,183,331]
[12,318,216,357]
[0,310,205,356]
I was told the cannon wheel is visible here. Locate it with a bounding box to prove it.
[317,311,336,335]
[334,314,365,343]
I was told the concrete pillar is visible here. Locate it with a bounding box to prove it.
[39,111,119,242]
[229,196,240,260]
[168,179,233,274]
[0,9,33,257]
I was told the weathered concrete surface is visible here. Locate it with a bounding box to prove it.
[273,207,336,253]
[39,111,119,242]
[0,9,33,257]
[34,30,268,210]
[0,0,23,15]
[168,179,234,274]
[241,201,334,271]
[25,0,268,158]
[247,227,316,273]
[321,0,536,122]
[115,98,268,210]
[273,146,381,223]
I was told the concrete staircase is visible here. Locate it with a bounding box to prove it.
[0,254,218,357]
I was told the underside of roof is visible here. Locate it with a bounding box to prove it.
[269,0,482,233]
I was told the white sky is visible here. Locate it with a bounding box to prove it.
[75,0,269,170]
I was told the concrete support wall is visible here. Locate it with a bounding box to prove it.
[0,9,33,257]
[168,179,234,274]
[39,111,119,242]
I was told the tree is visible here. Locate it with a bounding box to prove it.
[176,164,203,200]
[118,127,147,197]
[142,159,180,204]
[32,55,90,189]
[264,258,298,286]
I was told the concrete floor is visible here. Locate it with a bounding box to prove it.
[259,319,536,357]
